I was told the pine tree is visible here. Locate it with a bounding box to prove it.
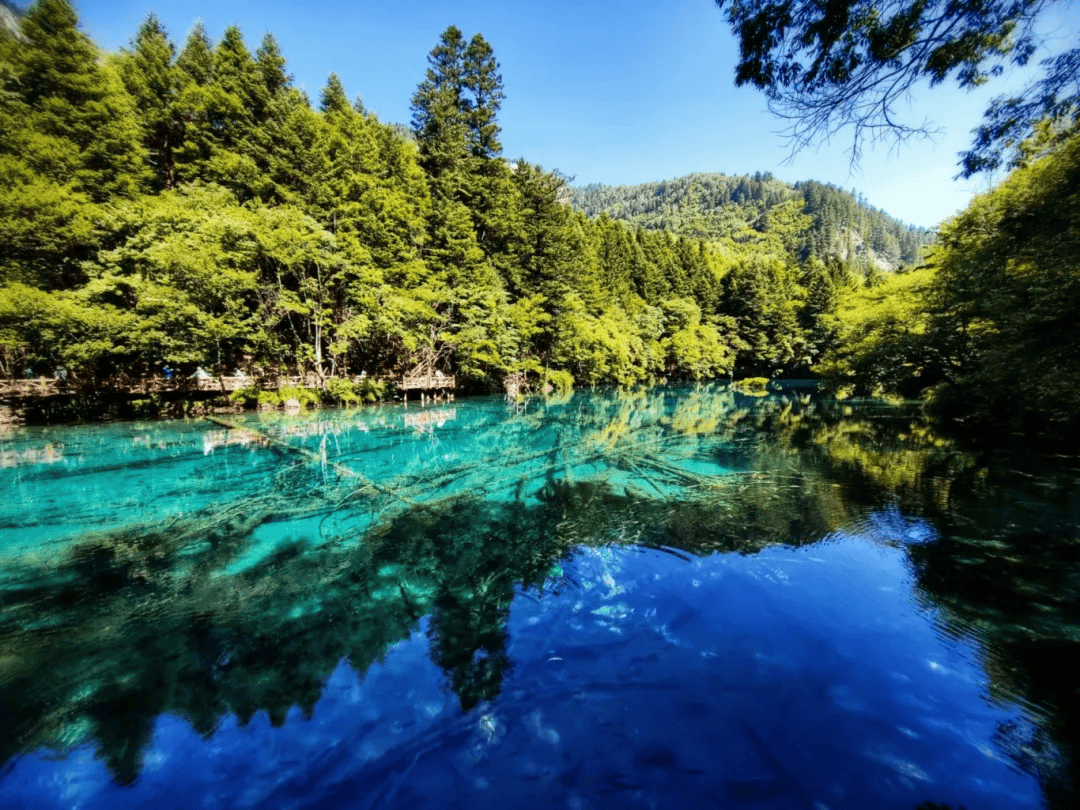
[255,33,289,100]
[117,14,183,190]
[319,73,350,116]
[214,24,264,124]
[174,24,267,196]
[310,72,435,376]
[239,33,297,204]
[624,228,659,305]
[173,23,218,182]
[411,25,469,189]
[463,34,504,160]
[14,0,147,200]
[176,22,214,85]
[411,26,512,254]
[409,26,516,383]
[1,0,146,288]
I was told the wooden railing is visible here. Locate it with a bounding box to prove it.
[400,374,456,391]
[0,378,62,398]
[1,372,456,401]
[0,374,266,399]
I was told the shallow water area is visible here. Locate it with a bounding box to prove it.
[1,385,1076,809]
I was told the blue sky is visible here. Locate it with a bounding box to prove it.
[73,0,1077,228]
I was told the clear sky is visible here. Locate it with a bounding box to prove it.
[71,0,1077,229]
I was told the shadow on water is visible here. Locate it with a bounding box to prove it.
[904,459,1080,809]
[767,398,1080,809]
[0,384,1078,808]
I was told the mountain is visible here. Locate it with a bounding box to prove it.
[568,172,935,273]
[0,1,22,40]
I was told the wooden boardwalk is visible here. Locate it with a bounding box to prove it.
[0,372,456,403]
[0,374,264,400]
[400,373,456,391]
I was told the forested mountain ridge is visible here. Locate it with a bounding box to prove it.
[568,173,936,273]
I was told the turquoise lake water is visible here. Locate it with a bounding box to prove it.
[1,384,1077,809]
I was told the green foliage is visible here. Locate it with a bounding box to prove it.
[265,385,320,408]
[115,14,183,191]
[714,0,1076,176]
[12,0,149,200]
[818,124,1080,443]
[924,125,1080,436]
[227,385,259,406]
[549,296,658,387]
[321,376,387,405]
[0,0,146,288]
[356,378,388,403]
[816,266,937,397]
[1,7,951,405]
[720,253,807,373]
[541,368,574,394]
[732,377,770,396]
[322,376,360,406]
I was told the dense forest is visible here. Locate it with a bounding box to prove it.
[1,0,1078,445]
[0,0,905,397]
[820,120,1080,441]
[568,173,936,272]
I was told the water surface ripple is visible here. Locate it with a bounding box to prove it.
[1,384,1077,809]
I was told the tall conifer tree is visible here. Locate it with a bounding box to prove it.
[176,22,213,85]
[1,0,145,288]
[118,14,183,190]
[14,0,147,199]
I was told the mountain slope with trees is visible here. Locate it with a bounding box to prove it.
[568,172,936,273]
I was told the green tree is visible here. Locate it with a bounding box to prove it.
[720,252,806,373]
[116,14,183,191]
[658,298,738,380]
[0,0,146,288]
[550,296,653,387]
[816,265,938,397]
[923,124,1080,436]
[173,23,267,195]
[255,33,290,103]
[410,26,514,385]
[176,21,213,85]
[13,0,148,199]
[308,72,435,376]
[462,33,504,160]
[410,25,513,242]
[85,185,265,375]
[411,25,469,187]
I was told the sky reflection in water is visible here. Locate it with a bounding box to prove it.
[0,385,1074,809]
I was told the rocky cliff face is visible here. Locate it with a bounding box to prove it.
[1,1,24,41]
[833,226,894,272]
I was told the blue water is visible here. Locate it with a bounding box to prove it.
[0,386,1072,809]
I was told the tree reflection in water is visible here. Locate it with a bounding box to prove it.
[0,385,1077,807]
